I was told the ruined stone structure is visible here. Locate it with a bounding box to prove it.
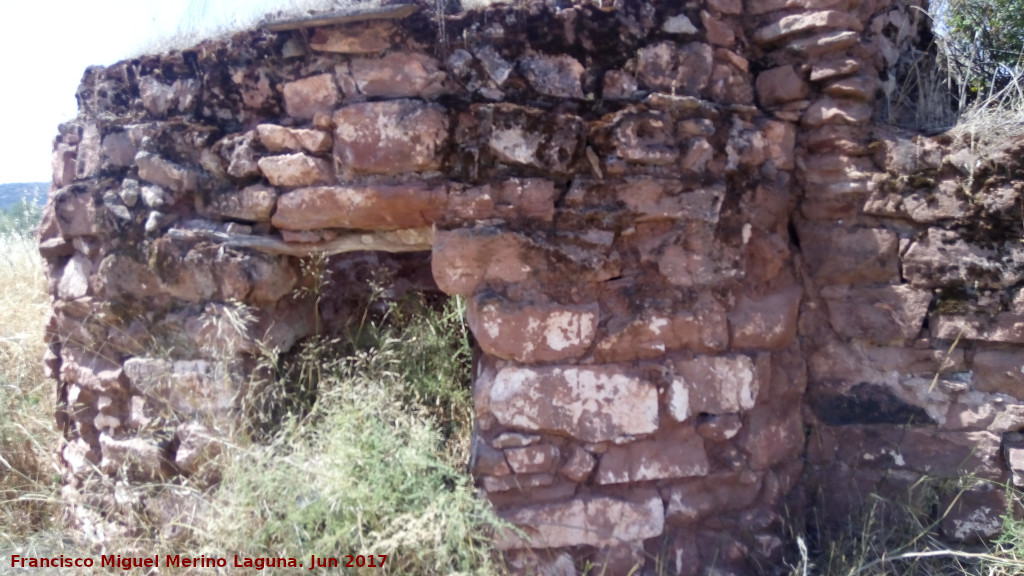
[40,0,1024,573]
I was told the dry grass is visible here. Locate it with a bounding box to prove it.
[0,230,61,543]
[791,477,1024,576]
[883,0,1024,139]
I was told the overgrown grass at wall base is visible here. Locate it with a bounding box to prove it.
[200,297,502,574]
[202,379,500,574]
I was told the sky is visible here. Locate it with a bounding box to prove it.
[0,0,343,185]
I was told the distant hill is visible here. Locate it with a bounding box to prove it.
[0,183,48,211]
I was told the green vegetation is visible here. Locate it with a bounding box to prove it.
[931,0,1024,113]
[942,0,1024,70]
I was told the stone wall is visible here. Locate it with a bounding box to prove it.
[801,122,1024,544]
[39,0,1024,573]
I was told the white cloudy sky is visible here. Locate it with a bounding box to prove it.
[0,0,347,185]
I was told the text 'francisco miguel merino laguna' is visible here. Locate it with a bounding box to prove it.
[9,553,388,570]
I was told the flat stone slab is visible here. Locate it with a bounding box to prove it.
[261,3,419,31]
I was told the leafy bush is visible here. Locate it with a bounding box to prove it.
[932,0,1024,110]
[943,0,1024,70]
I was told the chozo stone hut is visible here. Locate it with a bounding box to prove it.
[40,0,1024,573]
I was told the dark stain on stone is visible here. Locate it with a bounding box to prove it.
[811,383,935,426]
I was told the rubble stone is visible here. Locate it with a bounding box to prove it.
[282,74,340,120]
[308,22,395,54]
[256,125,333,154]
[505,444,561,475]
[197,184,277,222]
[482,104,584,174]
[757,66,809,107]
[753,11,864,45]
[58,254,92,300]
[136,152,199,194]
[637,41,713,96]
[257,153,333,188]
[904,228,1023,289]
[559,445,596,482]
[519,53,585,98]
[798,224,899,285]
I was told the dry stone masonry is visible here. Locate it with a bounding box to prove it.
[39,0,1024,573]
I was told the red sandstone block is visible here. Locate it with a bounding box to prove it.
[820,284,932,342]
[757,66,809,107]
[494,491,664,549]
[596,429,709,484]
[668,354,760,422]
[445,178,556,223]
[974,349,1024,399]
[595,296,730,362]
[484,364,659,443]
[333,100,448,174]
[349,52,448,99]
[728,287,802,349]
[256,124,333,154]
[197,184,277,223]
[431,228,532,295]
[466,293,599,363]
[753,10,864,45]
[737,403,804,470]
[505,444,561,475]
[272,183,446,231]
[796,223,899,285]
